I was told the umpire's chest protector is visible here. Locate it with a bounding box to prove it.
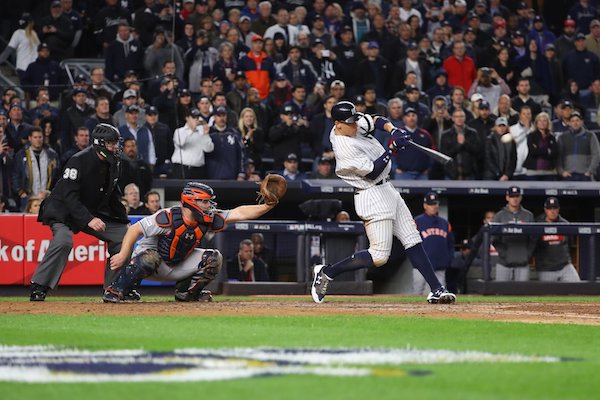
[157,207,209,266]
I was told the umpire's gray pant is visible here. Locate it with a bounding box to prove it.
[31,221,128,290]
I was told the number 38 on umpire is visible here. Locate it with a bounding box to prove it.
[30,124,131,302]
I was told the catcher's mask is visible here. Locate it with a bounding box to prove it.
[181,182,217,223]
[331,101,361,123]
[91,123,122,165]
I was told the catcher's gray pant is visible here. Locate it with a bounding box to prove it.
[31,221,128,290]
[537,264,581,282]
[412,269,446,295]
[495,263,530,281]
[145,248,217,282]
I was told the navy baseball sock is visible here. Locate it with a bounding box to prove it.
[323,250,373,279]
[405,243,442,291]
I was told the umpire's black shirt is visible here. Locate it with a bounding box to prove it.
[38,147,128,232]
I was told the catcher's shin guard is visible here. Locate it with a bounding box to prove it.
[108,250,161,299]
[174,249,222,301]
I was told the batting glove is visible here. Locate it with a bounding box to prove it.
[390,128,411,151]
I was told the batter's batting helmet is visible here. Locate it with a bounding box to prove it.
[331,101,361,123]
[181,182,217,223]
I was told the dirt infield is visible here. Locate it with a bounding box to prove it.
[2,298,600,325]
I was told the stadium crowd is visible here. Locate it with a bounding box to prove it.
[1,0,600,213]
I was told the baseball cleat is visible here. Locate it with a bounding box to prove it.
[311,264,332,304]
[29,283,49,302]
[427,286,456,304]
[174,289,213,302]
[102,289,122,303]
[124,289,142,301]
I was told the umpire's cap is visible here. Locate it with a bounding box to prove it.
[331,101,361,123]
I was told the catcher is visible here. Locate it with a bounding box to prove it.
[103,176,286,303]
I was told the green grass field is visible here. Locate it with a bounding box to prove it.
[1,296,599,400]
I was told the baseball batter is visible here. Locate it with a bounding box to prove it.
[311,101,456,304]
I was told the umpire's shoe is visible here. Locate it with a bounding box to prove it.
[30,283,50,302]
[311,264,332,304]
[427,286,456,304]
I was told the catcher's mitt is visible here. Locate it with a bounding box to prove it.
[257,174,287,205]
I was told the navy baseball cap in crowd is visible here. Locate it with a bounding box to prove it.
[51,1,61,8]
[178,88,191,97]
[353,95,366,105]
[214,106,227,115]
[570,111,583,119]
[239,15,251,23]
[319,156,333,164]
[561,99,573,108]
[74,74,87,83]
[125,105,140,113]
[424,192,439,205]
[479,100,490,109]
[340,25,352,34]
[367,41,379,49]
[576,32,586,40]
[467,12,479,21]
[351,1,366,11]
[72,88,87,96]
[281,103,297,114]
[533,15,544,23]
[275,72,287,81]
[0,109,7,117]
[507,186,522,197]
[406,84,419,93]
[286,153,299,162]
[495,117,509,126]
[37,43,49,51]
[544,197,560,209]
[189,108,201,118]
[9,102,22,110]
[408,41,418,50]
[235,70,246,79]
[146,106,158,115]
[404,107,417,115]
[244,158,255,166]
[124,70,137,77]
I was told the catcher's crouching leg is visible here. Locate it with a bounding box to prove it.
[103,250,161,303]
[174,249,223,302]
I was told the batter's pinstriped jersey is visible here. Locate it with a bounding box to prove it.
[329,127,391,189]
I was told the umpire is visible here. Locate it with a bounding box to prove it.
[30,124,130,301]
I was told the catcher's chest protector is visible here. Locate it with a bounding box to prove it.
[157,207,209,266]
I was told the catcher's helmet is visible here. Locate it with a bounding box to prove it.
[181,182,217,223]
[91,123,122,165]
[331,101,361,123]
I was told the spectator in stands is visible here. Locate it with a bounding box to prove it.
[493,94,519,126]
[227,239,270,282]
[264,7,298,46]
[0,124,12,201]
[118,105,156,168]
[170,108,213,179]
[205,106,244,180]
[104,22,144,83]
[442,40,477,94]
[393,41,430,95]
[40,117,61,156]
[555,18,577,60]
[213,42,239,94]
[440,108,481,180]
[84,97,115,133]
[251,1,276,36]
[119,137,153,198]
[2,88,18,115]
[24,195,42,214]
[278,45,319,93]
[393,107,434,180]
[12,127,60,210]
[557,111,600,181]
[563,33,600,92]
[176,21,196,54]
[523,112,558,181]
[413,192,454,295]
[184,29,218,95]
[468,67,511,112]
[61,88,94,147]
[21,43,63,100]
[115,89,146,128]
[266,72,292,121]
[89,67,112,102]
[37,1,74,61]
[528,15,556,55]
[143,190,161,215]
[355,41,390,99]
[585,19,600,58]
[308,94,336,159]
[239,107,265,171]
[582,78,600,111]
[510,105,533,180]
[239,34,276,99]
[0,195,9,213]
[269,103,311,169]
[569,0,598,35]
[332,25,360,85]
[94,0,132,50]
[492,185,535,282]
[310,156,336,179]
[243,158,262,181]
[123,183,146,215]
[210,92,238,128]
[484,117,516,181]
[491,46,517,92]
[277,153,307,181]
[511,78,542,117]
[29,87,59,127]
[534,197,581,282]
[176,89,193,127]
[424,95,451,154]
[447,86,474,123]
[551,100,574,139]
[0,13,39,84]
[61,126,89,165]
[468,100,496,177]
[225,71,249,117]
[308,13,334,49]
[537,43,564,104]
[143,106,172,177]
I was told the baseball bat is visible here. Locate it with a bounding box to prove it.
[406,140,453,166]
